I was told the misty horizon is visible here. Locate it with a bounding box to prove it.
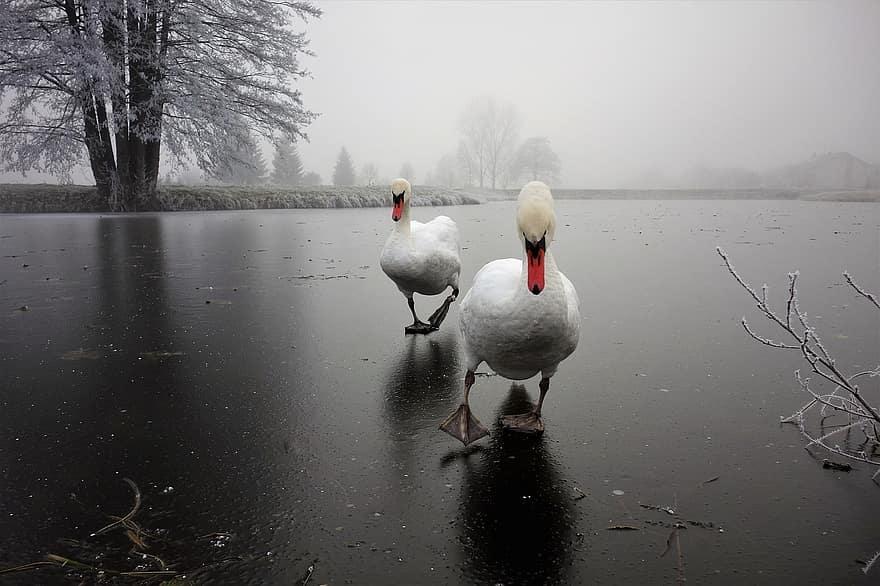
[2,1,879,189]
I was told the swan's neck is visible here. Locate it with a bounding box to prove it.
[394,200,412,236]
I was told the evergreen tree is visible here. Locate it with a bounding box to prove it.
[271,140,304,186]
[399,162,415,183]
[332,147,356,186]
[358,162,379,185]
[211,133,267,185]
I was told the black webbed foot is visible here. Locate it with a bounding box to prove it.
[428,295,455,329]
[405,321,436,335]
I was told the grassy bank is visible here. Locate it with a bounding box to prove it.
[3,184,877,213]
[0,184,484,213]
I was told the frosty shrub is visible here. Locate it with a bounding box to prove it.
[716,247,879,483]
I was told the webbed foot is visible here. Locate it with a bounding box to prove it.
[500,411,545,435]
[440,404,489,446]
[427,295,454,329]
[405,321,436,335]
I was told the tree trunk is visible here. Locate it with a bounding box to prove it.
[63,0,167,211]
[82,91,123,210]
[123,3,163,211]
[103,2,131,205]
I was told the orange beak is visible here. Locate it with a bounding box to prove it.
[391,193,403,221]
[527,248,545,294]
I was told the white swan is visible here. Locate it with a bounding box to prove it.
[440,181,580,445]
[380,178,461,334]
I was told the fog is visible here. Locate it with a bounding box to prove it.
[298,0,880,188]
[1,1,878,188]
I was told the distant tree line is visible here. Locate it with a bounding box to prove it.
[327,147,418,187]
[196,133,321,187]
[164,94,559,191]
[325,96,562,191]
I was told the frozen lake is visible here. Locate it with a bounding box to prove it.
[1,200,878,584]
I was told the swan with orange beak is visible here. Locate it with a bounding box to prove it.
[440,181,580,445]
[380,178,461,334]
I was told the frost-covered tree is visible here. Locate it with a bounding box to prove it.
[210,132,267,185]
[459,96,520,190]
[515,137,561,185]
[302,171,321,185]
[271,139,304,186]
[332,147,355,186]
[358,162,379,186]
[0,0,320,210]
[398,162,415,183]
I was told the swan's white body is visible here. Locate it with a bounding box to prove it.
[460,255,579,379]
[380,179,460,328]
[460,182,580,378]
[380,215,460,297]
[440,181,580,445]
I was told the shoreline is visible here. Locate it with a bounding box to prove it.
[1,184,877,213]
[0,184,484,213]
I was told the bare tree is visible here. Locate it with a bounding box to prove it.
[398,162,415,183]
[484,98,519,190]
[458,96,520,190]
[515,136,562,185]
[457,140,477,187]
[716,248,879,483]
[434,153,459,187]
[0,0,320,210]
[358,162,379,186]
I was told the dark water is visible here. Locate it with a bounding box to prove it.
[0,201,877,584]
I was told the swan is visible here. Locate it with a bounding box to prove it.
[440,181,580,445]
[380,178,461,334]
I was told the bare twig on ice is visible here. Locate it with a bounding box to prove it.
[90,477,142,538]
[716,247,879,478]
[718,248,879,575]
[862,550,880,575]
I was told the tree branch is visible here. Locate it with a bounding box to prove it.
[717,247,879,479]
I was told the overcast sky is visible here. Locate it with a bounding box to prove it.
[297,0,880,187]
[2,1,877,187]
